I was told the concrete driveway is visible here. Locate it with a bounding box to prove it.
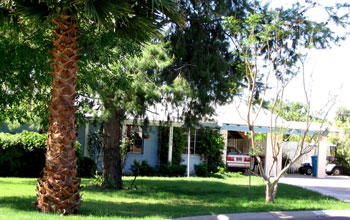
[280,174,350,202]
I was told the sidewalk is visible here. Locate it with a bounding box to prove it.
[173,210,350,220]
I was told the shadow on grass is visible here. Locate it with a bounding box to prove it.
[0,178,342,219]
[83,178,265,202]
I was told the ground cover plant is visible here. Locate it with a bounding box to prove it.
[0,175,349,220]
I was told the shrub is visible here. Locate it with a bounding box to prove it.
[0,131,83,177]
[196,128,225,173]
[158,164,186,177]
[194,163,209,177]
[0,131,46,177]
[131,160,156,176]
[158,126,187,166]
[216,166,227,175]
[77,157,97,177]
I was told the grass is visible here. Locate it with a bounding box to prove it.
[0,175,349,220]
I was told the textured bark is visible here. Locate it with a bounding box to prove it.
[36,13,81,214]
[102,109,123,189]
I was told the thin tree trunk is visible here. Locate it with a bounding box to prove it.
[265,183,273,203]
[102,108,123,189]
[265,181,279,203]
[36,13,81,214]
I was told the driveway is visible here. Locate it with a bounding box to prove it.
[280,174,350,202]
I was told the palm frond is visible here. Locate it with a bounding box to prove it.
[115,16,160,44]
[14,0,51,23]
[0,7,11,25]
[84,0,131,25]
[151,0,184,27]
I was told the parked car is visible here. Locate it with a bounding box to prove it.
[298,162,313,175]
[226,147,251,170]
[326,163,342,175]
[298,162,342,175]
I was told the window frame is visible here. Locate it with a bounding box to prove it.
[125,125,144,154]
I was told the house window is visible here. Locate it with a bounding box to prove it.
[125,125,143,153]
[185,129,202,154]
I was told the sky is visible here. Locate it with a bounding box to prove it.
[265,0,350,121]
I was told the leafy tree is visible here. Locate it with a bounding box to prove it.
[271,101,308,122]
[1,0,180,214]
[81,41,174,188]
[162,0,249,126]
[335,106,350,123]
[330,107,350,174]
[267,100,322,122]
[224,1,344,203]
[0,16,51,127]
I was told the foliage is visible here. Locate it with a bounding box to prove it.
[77,157,97,178]
[163,0,247,127]
[268,100,322,122]
[0,131,46,177]
[0,18,52,127]
[0,130,46,150]
[335,106,350,123]
[172,127,187,165]
[131,160,156,177]
[158,126,187,166]
[223,1,344,203]
[89,171,104,186]
[194,163,209,177]
[330,107,350,173]
[196,128,225,173]
[87,129,103,158]
[82,41,175,188]
[0,131,88,177]
[158,164,186,177]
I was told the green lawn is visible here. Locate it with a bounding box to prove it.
[0,175,349,220]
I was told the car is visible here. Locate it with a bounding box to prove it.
[298,162,313,175]
[326,163,342,175]
[226,147,251,170]
[298,162,342,176]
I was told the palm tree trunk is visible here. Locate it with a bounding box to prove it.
[36,13,81,214]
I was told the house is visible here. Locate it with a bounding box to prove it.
[80,98,336,177]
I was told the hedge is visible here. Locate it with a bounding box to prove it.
[0,131,96,177]
[0,131,47,177]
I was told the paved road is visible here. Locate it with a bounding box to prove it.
[279,174,350,202]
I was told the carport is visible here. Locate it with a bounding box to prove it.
[213,101,335,178]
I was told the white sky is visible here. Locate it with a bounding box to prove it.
[265,0,350,121]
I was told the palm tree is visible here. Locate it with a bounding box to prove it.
[1,0,180,215]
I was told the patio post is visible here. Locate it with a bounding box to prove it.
[220,129,228,164]
[187,129,191,177]
[168,125,174,164]
[265,132,282,177]
[316,136,327,178]
[83,123,90,157]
